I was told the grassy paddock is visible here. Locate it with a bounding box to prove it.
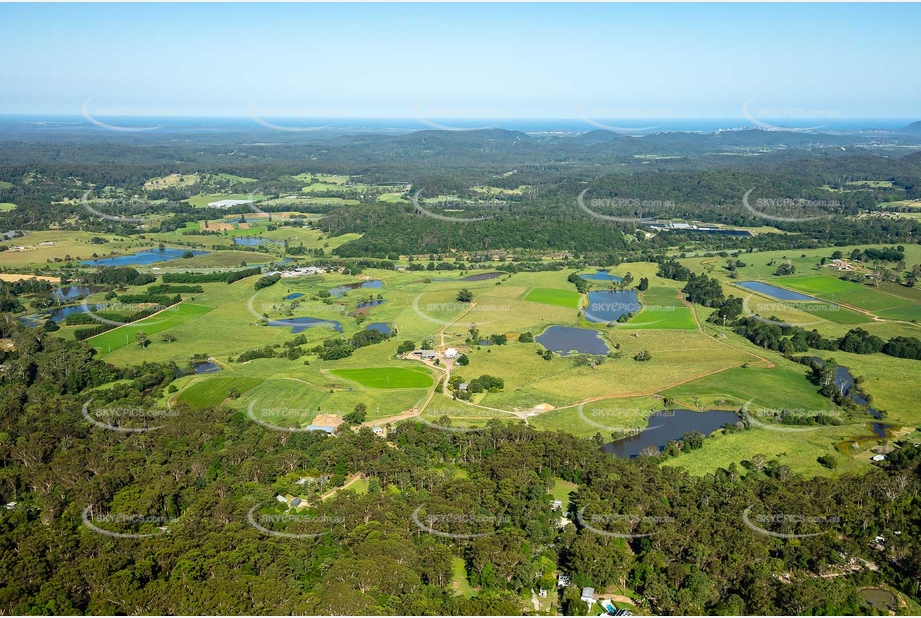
[523,287,582,309]
[177,377,263,408]
[329,366,434,389]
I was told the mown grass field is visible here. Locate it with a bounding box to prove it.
[451,557,476,599]
[547,477,579,510]
[523,287,582,309]
[628,287,696,329]
[330,366,434,389]
[88,303,214,353]
[778,275,921,321]
[177,376,263,408]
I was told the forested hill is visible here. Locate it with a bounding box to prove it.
[0,319,920,615]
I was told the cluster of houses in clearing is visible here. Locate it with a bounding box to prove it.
[409,347,460,361]
[275,474,335,508]
[200,221,244,232]
[827,258,855,272]
[554,575,632,616]
[207,199,255,209]
[7,241,54,252]
[263,266,326,279]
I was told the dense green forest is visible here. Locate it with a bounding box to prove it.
[0,319,919,615]
[2,127,921,259]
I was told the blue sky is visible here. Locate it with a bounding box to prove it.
[1,3,919,118]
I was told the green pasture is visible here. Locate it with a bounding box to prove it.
[523,287,583,309]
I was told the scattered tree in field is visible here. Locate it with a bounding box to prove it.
[634,350,652,361]
[774,262,796,276]
[344,403,368,424]
[135,330,149,348]
[456,288,473,302]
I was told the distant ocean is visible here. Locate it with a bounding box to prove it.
[0,115,915,135]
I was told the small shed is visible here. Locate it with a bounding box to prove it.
[581,587,595,605]
[290,497,302,508]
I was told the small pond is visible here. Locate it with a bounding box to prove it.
[356,299,385,309]
[192,361,221,374]
[329,280,383,298]
[580,270,623,282]
[603,409,741,459]
[284,293,305,301]
[20,303,106,326]
[80,248,209,267]
[365,322,393,336]
[811,357,889,433]
[535,326,610,356]
[53,285,101,301]
[584,290,641,323]
[232,236,281,246]
[859,588,897,612]
[267,317,343,334]
[737,281,817,302]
